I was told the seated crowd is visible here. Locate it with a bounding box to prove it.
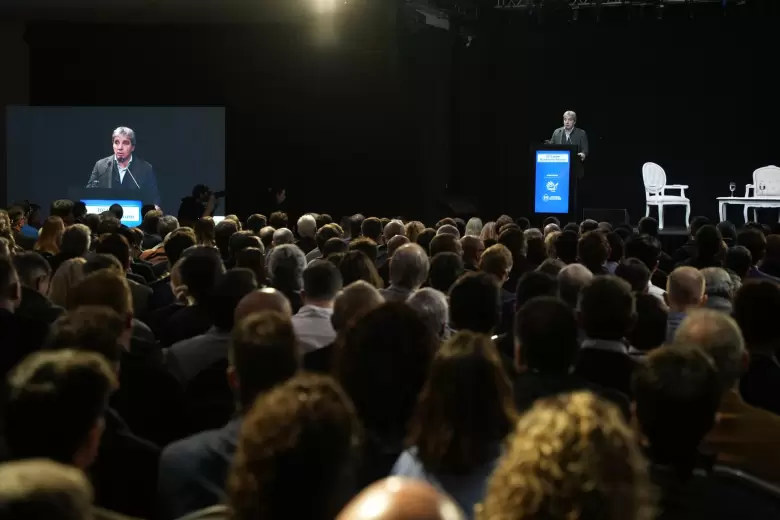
[0,197,779,519]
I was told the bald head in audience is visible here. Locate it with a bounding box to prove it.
[387,235,411,258]
[337,477,466,520]
[332,280,385,334]
[674,309,747,390]
[543,223,560,237]
[234,287,292,323]
[667,266,706,312]
[557,263,593,308]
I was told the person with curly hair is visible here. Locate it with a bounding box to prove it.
[392,331,517,517]
[477,392,655,520]
[226,374,362,520]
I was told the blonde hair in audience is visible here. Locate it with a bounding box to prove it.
[0,459,93,520]
[404,221,425,244]
[48,257,87,308]
[545,230,561,258]
[479,222,498,242]
[477,392,655,520]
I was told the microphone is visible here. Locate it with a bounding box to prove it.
[126,167,141,190]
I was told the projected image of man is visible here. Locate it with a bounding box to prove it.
[85,126,161,207]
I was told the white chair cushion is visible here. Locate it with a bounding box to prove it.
[647,196,689,203]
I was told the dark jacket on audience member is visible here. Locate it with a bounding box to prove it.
[513,371,631,421]
[573,339,638,397]
[739,353,780,416]
[165,327,232,386]
[157,418,241,520]
[90,408,160,519]
[16,286,64,325]
[147,303,213,347]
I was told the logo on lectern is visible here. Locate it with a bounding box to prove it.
[546,181,559,192]
[542,194,550,202]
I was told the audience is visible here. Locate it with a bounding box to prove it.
[3,201,780,520]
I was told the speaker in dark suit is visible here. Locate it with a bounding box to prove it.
[85,127,161,207]
[549,110,589,179]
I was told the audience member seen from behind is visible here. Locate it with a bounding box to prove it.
[665,266,706,342]
[407,288,449,341]
[158,310,299,519]
[292,260,342,353]
[266,243,306,313]
[12,251,64,325]
[224,374,361,520]
[392,331,517,516]
[336,302,437,488]
[513,296,630,418]
[338,477,467,520]
[732,280,780,416]
[0,459,96,520]
[380,243,429,302]
[477,392,655,520]
[338,250,383,289]
[574,275,638,397]
[675,309,780,486]
[34,216,65,257]
[628,293,668,355]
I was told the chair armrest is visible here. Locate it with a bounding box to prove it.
[662,185,688,198]
[745,184,755,197]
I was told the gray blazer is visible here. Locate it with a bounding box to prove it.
[550,127,589,157]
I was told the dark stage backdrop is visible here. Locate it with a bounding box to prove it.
[12,3,776,225]
[450,6,776,225]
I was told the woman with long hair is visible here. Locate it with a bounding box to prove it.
[34,216,65,257]
[392,331,517,517]
[479,222,498,248]
[193,216,216,248]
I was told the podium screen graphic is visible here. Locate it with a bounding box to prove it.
[82,200,143,227]
[534,151,571,214]
[6,106,225,216]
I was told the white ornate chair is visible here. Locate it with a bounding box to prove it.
[642,162,690,230]
[743,166,780,223]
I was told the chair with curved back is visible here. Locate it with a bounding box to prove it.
[743,165,780,223]
[642,162,691,230]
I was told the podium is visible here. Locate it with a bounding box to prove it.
[67,187,144,226]
[530,144,580,223]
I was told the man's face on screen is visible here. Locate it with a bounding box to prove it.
[113,136,135,163]
[563,116,575,130]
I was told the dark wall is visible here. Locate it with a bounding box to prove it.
[23,5,427,220]
[451,5,775,224]
[18,3,776,225]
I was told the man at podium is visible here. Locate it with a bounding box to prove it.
[549,110,589,179]
[85,126,161,207]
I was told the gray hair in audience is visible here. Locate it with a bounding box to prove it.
[60,224,91,257]
[436,225,460,238]
[675,309,746,389]
[465,217,483,237]
[297,215,317,239]
[407,288,449,339]
[111,126,136,146]
[0,458,93,520]
[524,228,543,239]
[701,267,736,300]
[272,227,295,246]
[558,263,593,308]
[266,244,306,289]
[157,215,179,239]
[389,243,429,290]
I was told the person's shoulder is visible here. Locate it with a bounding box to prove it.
[95,155,113,167]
